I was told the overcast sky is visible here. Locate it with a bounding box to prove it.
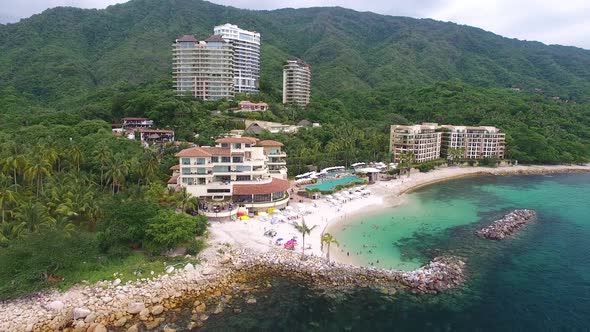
[1,0,589,49]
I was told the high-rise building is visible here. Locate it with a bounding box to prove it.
[390,124,442,163]
[390,123,506,164]
[283,59,311,106]
[172,34,234,100]
[214,24,261,94]
[439,125,505,159]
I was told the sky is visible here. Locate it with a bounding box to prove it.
[1,0,589,49]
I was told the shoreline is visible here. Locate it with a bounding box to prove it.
[327,164,590,266]
[1,164,589,331]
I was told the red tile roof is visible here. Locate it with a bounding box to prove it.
[256,140,284,147]
[176,147,212,157]
[175,146,231,157]
[139,129,174,134]
[233,178,290,195]
[167,175,179,185]
[177,35,198,42]
[216,137,258,144]
[169,165,180,171]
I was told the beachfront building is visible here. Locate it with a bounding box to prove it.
[236,101,269,112]
[439,125,506,159]
[138,129,175,146]
[256,140,288,180]
[390,124,442,163]
[172,34,234,100]
[283,59,311,106]
[173,136,289,218]
[214,24,261,94]
[122,117,154,130]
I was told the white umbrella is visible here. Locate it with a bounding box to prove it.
[285,206,294,211]
[258,212,268,217]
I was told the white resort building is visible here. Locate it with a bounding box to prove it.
[170,137,289,219]
[283,59,311,106]
[439,125,506,159]
[390,123,506,163]
[390,123,442,163]
[214,24,261,94]
[172,34,234,100]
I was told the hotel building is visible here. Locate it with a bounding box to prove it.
[390,124,442,163]
[172,34,234,100]
[283,59,311,106]
[439,125,505,159]
[214,24,261,94]
[390,123,506,163]
[172,137,289,218]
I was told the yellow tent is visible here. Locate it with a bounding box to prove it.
[267,208,275,214]
[239,215,250,220]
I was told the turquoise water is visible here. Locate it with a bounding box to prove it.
[306,175,364,191]
[172,173,590,331]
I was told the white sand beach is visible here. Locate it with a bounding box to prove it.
[208,164,590,264]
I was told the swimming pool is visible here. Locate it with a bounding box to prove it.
[306,175,365,192]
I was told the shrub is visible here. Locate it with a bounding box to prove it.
[0,229,99,299]
[143,211,207,255]
[185,239,207,256]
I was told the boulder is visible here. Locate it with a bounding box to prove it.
[195,303,206,313]
[151,305,164,316]
[114,317,127,327]
[184,263,195,271]
[94,324,107,332]
[127,302,145,315]
[165,266,175,274]
[47,300,64,312]
[84,313,98,323]
[73,308,91,320]
[113,278,121,286]
[101,296,113,304]
[139,308,150,320]
[126,324,139,332]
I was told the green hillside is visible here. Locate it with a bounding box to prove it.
[0,0,589,164]
[1,0,590,103]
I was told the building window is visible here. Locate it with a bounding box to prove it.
[196,158,206,165]
[182,158,190,165]
[211,156,219,162]
[182,168,191,175]
[221,156,231,163]
[232,157,243,163]
[198,178,206,185]
[221,143,229,148]
[233,143,242,149]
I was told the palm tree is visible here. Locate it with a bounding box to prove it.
[15,201,55,233]
[95,145,112,187]
[176,187,198,212]
[292,218,317,260]
[447,148,465,166]
[0,175,18,223]
[26,157,51,197]
[2,154,26,189]
[138,152,159,184]
[70,145,84,172]
[41,146,59,171]
[105,154,130,194]
[321,233,340,263]
[398,151,416,178]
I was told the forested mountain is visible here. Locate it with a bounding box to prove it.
[1,0,590,105]
[0,0,589,165]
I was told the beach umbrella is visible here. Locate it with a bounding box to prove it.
[285,206,294,211]
[258,211,268,216]
[240,215,250,220]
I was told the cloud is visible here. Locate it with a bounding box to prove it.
[0,0,588,49]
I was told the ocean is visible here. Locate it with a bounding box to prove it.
[175,173,590,331]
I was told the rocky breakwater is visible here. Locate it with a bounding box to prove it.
[231,249,465,295]
[0,256,236,332]
[476,209,537,240]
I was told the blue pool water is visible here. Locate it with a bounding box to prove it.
[306,175,365,191]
